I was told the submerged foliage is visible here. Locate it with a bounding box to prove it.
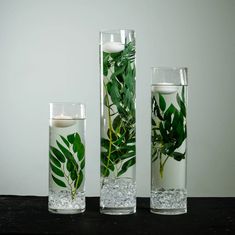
[49,132,85,199]
[101,41,136,177]
[151,87,187,178]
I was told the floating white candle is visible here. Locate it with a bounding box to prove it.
[51,115,76,128]
[153,83,178,94]
[102,42,124,53]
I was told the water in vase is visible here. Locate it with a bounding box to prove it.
[48,118,85,214]
[151,84,187,215]
[100,31,136,215]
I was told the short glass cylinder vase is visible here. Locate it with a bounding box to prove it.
[48,102,86,214]
[151,67,188,215]
[99,29,136,215]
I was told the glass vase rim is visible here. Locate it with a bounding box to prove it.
[49,102,86,106]
[100,29,135,34]
[151,66,188,71]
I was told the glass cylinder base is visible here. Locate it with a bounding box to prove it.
[100,207,136,215]
[49,208,85,214]
[150,189,187,215]
[48,190,85,214]
[100,178,136,215]
[150,208,187,215]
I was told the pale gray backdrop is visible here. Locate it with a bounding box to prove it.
[0,0,235,197]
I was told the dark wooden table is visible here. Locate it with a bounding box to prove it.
[0,196,234,234]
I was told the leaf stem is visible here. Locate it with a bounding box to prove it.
[102,84,116,187]
[159,154,169,178]
[62,165,74,200]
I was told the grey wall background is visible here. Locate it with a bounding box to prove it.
[0,0,235,197]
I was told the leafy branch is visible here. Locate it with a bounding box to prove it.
[151,87,187,178]
[101,41,136,178]
[49,132,85,200]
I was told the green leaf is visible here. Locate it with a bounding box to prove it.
[159,94,166,111]
[161,143,175,155]
[172,109,180,130]
[111,64,126,81]
[123,61,135,93]
[56,140,73,160]
[50,162,64,177]
[117,157,136,176]
[75,170,84,189]
[177,93,186,117]
[106,82,112,95]
[164,119,171,131]
[56,140,78,170]
[80,159,85,169]
[152,118,156,126]
[118,151,135,160]
[123,88,133,111]
[77,143,85,161]
[49,152,61,168]
[152,97,164,120]
[103,52,110,76]
[175,123,186,148]
[119,144,135,152]
[109,83,121,104]
[126,138,136,144]
[110,51,122,59]
[101,138,109,150]
[103,65,108,76]
[173,152,185,161]
[52,175,66,188]
[181,86,185,103]
[73,133,82,153]
[101,165,110,177]
[70,169,77,181]
[113,133,125,145]
[66,160,73,172]
[67,134,75,144]
[50,146,65,163]
[112,115,121,130]
[164,104,175,120]
[152,148,159,162]
[159,122,168,142]
[60,135,70,148]
[181,101,186,117]
[101,152,115,172]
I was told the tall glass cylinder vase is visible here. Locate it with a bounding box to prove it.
[151,67,188,215]
[99,29,136,215]
[48,102,86,214]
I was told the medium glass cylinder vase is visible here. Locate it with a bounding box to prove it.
[48,102,86,214]
[151,67,188,215]
[99,29,136,215]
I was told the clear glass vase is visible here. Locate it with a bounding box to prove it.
[151,67,188,215]
[99,29,136,215]
[48,102,86,214]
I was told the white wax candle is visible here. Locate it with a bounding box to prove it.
[153,83,178,94]
[102,42,124,53]
[51,115,76,128]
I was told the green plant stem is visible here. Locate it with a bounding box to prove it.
[62,165,75,200]
[159,153,163,178]
[101,84,116,187]
[162,155,169,167]
[159,154,169,178]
